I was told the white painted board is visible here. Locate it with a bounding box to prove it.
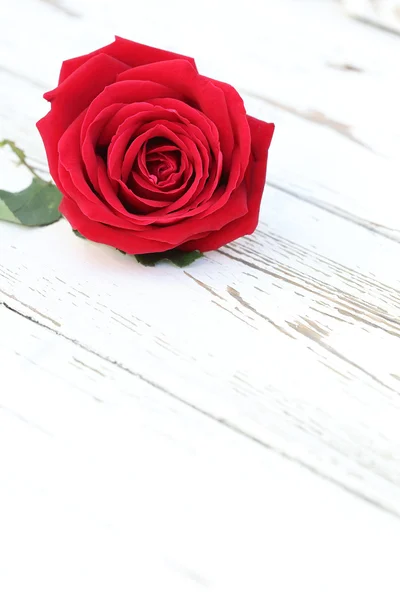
[1,1,400,598]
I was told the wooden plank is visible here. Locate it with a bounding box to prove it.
[1,305,400,600]
[1,180,399,515]
[1,1,400,595]
[243,94,400,241]
[344,0,400,35]
[0,0,399,515]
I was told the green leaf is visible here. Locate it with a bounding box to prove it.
[135,249,203,267]
[0,178,62,226]
[73,229,86,239]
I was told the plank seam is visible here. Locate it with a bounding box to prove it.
[2,298,399,520]
[267,181,400,243]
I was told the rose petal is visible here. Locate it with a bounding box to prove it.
[81,103,125,188]
[112,123,204,209]
[58,36,197,84]
[80,80,183,146]
[61,112,194,225]
[37,53,128,188]
[180,117,275,251]
[208,78,251,185]
[107,110,191,182]
[117,60,235,172]
[122,178,248,247]
[58,111,159,227]
[61,195,175,253]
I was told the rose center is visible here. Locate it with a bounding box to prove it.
[144,137,181,185]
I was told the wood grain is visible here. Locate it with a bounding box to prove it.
[2,304,400,599]
[1,186,399,516]
[1,0,400,597]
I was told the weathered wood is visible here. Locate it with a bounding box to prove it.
[1,185,399,515]
[1,0,400,597]
[344,0,400,34]
[2,304,400,599]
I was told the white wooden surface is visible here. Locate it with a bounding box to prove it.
[1,1,400,598]
[344,0,400,34]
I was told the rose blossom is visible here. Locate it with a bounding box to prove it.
[38,37,274,254]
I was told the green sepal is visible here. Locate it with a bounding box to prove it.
[73,229,86,239]
[134,249,203,267]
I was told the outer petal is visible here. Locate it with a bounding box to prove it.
[62,177,249,253]
[37,53,128,188]
[60,196,174,253]
[180,117,275,252]
[123,180,248,246]
[58,36,197,84]
[209,79,251,185]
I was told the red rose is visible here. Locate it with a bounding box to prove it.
[37,37,274,254]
